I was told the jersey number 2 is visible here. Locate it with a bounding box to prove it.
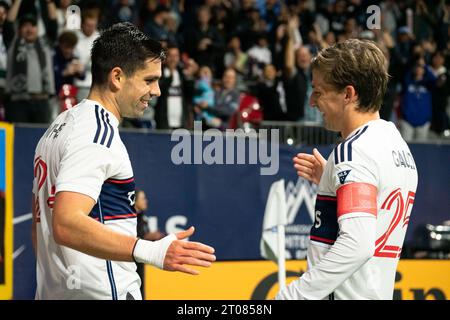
[374,188,415,258]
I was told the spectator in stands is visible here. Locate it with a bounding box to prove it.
[193,65,217,128]
[154,45,197,130]
[400,57,438,141]
[253,63,287,121]
[390,26,416,86]
[5,0,57,124]
[341,17,359,41]
[9,0,441,141]
[135,189,165,245]
[182,5,225,76]
[324,30,336,48]
[294,46,318,123]
[413,0,435,43]
[328,0,348,35]
[110,0,135,25]
[212,67,241,130]
[164,11,181,47]
[247,32,272,80]
[257,0,281,33]
[270,18,290,72]
[224,36,249,90]
[418,39,437,65]
[55,0,72,33]
[162,0,183,27]
[234,4,265,51]
[53,31,85,94]
[74,11,99,101]
[253,12,322,124]
[380,0,401,35]
[306,23,329,55]
[430,50,450,137]
[0,0,12,114]
[435,0,450,51]
[294,0,316,41]
[279,18,311,122]
[13,0,58,39]
[379,44,398,123]
[138,0,158,29]
[143,5,170,42]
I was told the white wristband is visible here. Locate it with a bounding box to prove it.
[132,234,177,269]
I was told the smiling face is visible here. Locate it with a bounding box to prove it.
[310,69,346,132]
[117,58,162,118]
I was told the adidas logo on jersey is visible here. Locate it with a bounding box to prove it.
[337,170,351,184]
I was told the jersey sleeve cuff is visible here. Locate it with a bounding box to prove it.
[55,183,99,203]
[337,212,377,222]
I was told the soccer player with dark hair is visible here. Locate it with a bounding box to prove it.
[32,23,215,300]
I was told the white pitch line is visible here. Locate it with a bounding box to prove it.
[13,245,26,260]
[13,213,33,225]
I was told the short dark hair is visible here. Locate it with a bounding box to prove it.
[81,10,98,23]
[166,43,179,51]
[18,14,37,28]
[58,31,78,48]
[311,39,389,112]
[0,1,10,11]
[154,5,170,16]
[91,22,166,86]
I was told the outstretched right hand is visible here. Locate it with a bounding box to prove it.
[163,226,216,275]
[293,148,327,185]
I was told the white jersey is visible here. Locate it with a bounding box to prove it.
[33,99,141,300]
[277,119,418,300]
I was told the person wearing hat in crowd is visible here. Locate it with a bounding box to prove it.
[53,30,85,94]
[0,1,13,120]
[4,0,58,124]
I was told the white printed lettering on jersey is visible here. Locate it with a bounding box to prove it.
[33,99,140,300]
[391,150,416,170]
[308,119,418,300]
[128,190,136,207]
[314,211,322,229]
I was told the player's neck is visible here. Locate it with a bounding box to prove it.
[87,88,122,122]
[341,110,380,139]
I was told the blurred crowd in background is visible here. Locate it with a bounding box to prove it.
[0,0,449,142]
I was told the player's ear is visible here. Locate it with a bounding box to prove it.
[343,85,358,105]
[110,67,124,91]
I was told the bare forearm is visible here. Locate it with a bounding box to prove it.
[53,209,136,262]
[7,0,22,22]
[46,1,57,20]
[285,36,295,73]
